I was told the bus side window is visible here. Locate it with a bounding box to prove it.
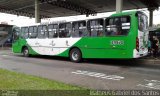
[21,27,24,38]
[38,25,47,38]
[29,26,37,38]
[105,16,130,36]
[53,25,58,37]
[33,26,38,38]
[88,19,104,37]
[106,18,120,36]
[38,25,43,38]
[29,27,33,38]
[21,27,29,39]
[114,18,122,35]
[121,16,130,35]
[43,25,48,38]
[48,24,58,38]
[59,23,71,38]
[72,21,87,37]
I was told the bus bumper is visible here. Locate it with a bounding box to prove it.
[133,49,148,58]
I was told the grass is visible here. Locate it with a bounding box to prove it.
[0,68,92,96]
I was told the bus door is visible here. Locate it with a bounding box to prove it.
[25,26,39,54]
[137,13,148,56]
[12,27,21,53]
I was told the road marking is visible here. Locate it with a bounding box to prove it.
[2,55,8,57]
[71,70,124,81]
[137,79,160,89]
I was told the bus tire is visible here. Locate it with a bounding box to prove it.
[22,47,30,57]
[70,48,82,63]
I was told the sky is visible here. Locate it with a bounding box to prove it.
[0,9,160,27]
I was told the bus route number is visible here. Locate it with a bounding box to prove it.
[111,40,124,45]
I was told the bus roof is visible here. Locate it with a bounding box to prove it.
[110,11,137,17]
[20,11,144,27]
[110,11,146,17]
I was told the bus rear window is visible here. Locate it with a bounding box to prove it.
[138,14,148,32]
[105,16,130,36]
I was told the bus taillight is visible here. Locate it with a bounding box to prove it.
[136,37,139,51]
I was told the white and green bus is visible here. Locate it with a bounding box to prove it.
[12,11,148,62]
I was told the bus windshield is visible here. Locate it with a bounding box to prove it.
[13,26,20,42]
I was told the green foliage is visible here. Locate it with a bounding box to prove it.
[0,69,85,90]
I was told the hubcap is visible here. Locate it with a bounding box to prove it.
[24,49,28,56]
[72,51,79,61]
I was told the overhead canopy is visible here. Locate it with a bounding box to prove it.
[0,0,160,18]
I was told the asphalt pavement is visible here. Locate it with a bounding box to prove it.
[0,49,160,90]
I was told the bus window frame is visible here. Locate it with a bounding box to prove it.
[105,15,131,37]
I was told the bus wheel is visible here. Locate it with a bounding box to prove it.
[70,48,82,63]
[22,47,30,57]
